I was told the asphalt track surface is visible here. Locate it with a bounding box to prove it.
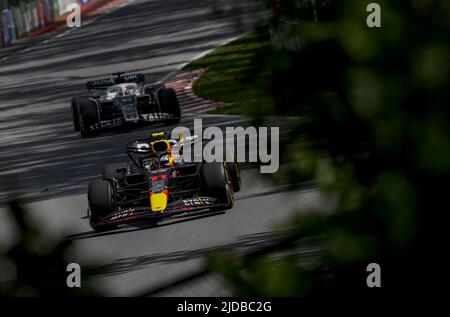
[0,0,329,295]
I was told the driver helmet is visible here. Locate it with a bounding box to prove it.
[160,155,169,167]
[160,154,174,167]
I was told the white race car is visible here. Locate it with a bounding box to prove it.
[71,73,181,137]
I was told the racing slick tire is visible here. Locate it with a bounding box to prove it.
[201,162,234,211]
[78,99,99,137]
[157,88,181,125]
[88,179,118,232]
[71,97,86,132]
[226,161,241,193]
[102,162,129,181]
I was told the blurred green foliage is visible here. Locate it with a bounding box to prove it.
[184,29,272,115]
[206,0,450,294]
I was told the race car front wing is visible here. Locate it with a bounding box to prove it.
[91,196,224,227]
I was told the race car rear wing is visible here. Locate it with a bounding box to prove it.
[86,73,146,90]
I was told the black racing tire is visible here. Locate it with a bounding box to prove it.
[226,161,241,193]
[201,162,233,211]
[71,97,85,132]
[78,99,98,137]
[102,162,129,180]
[88,179,118,232]
[157,88,181,125]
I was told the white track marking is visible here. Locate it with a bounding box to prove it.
[159,32,249,84]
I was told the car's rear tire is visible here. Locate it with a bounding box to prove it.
[201,162,233,211]
[78,99,98,137]
[102,162,129,180]
[88,179,118,232]
[158,88,181,125]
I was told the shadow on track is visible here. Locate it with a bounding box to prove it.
[83,231,280,278]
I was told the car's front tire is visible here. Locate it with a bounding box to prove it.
[158,88,181,125]
[78,99,98,137]
[88,179,118,232]
[71,97,83,132]
[201,162,234,211]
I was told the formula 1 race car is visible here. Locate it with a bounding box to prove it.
[71,73,181,137]
[87,132,241,232]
